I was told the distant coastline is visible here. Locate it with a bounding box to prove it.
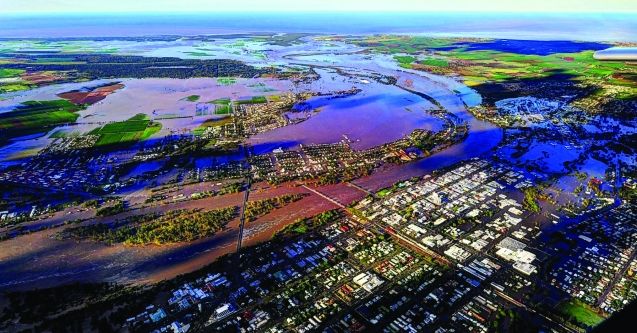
[1,12,636,41]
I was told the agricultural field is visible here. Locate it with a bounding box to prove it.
[209,98,232,114]
[0,99,83,143]
[353,35,459,53]
[235,95,267,104]
[0,68,30,94]
[89,113,162,146]
[0,68,24,78]
[57,82,124,104]
[217,77,237,85]
[359,36,637,114]
[431,50,635,93]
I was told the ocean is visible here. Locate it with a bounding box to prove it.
[1,12,636,41]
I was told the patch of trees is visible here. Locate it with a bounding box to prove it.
[274,209,342,238]
[472,74,597,107]
[1,53,269,80]
[0,281,155,333]
[619,185,637,201]
[63,208,237,245]
[124,207,236,245]
[244,194,306,222]
[95,200,125,216]
[219,181,244,195]
[316,165,375,186]
[522,187,542,213]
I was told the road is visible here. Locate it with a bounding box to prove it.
[300,184,346,209]
[597,247,637,307]
[235,177,251,252]
[346,181,375,197]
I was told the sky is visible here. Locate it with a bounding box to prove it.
[1,0,636,14]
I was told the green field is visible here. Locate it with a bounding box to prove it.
[207,98,232,115]
[217,77,237,85]
[394,55,417,68]
[354,36,457,54]
[0,68,30,94]
[560,300,605,328]
[215,104,231,115]
[235,96,267,105]
[357,36,637,103]
[398,47,636,95]
[91,113,161,146]
[420,57,450,67]
[376,188,393,198]
[0,100,83,143]
[0,68,25,78]
[0,83,32,94]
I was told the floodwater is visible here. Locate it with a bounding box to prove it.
[0,37,497,166]
[0,35,506,289]
[248,67,443,152]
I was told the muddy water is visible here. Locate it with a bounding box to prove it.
[0,37,502,289]
[248,67,444,152]
[275,43,502,189]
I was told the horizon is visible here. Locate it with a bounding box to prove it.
[2,0,636,14]
[2,11,636,42]
[2,11,637,16]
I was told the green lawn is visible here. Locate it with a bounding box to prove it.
[215,104,232,114]
[376,188,392,198]
[560,300,605,327]
[209,98,231,104]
